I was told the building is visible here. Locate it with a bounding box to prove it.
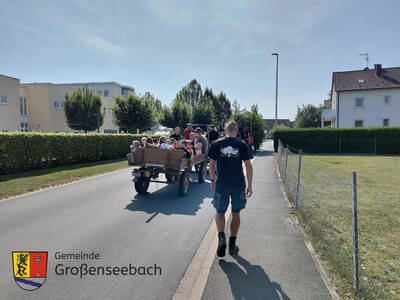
[21,83,75,132]
[323,64,400,128]
[0,74,20,131]
[264,119,294,129]
[1,76,134,133]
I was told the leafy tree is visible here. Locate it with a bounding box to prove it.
[175,79,203,111]
[232,99,243,116]
[213,92,232,130]
[294,104,323,128]
[233,104,266,149]
[159,99,191,129]
[199,87,215,106]
[64,87,104,133]
[112,93,157,133]
[192,103,215,125]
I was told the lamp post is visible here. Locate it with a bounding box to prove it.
[271,53,279,131]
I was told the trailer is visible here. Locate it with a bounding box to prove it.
[127,147,207,197]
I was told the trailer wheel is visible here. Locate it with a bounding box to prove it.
[198,162,207,183]
[135,177,150,194]
[178,171,190,197]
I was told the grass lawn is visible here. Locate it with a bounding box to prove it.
[282,154,400,299]
[0,159,129,200]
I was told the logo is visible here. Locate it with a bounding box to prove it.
[12,251,48,291]
[220,146,239,157]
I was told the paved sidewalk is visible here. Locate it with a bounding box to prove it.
[201,141,332,300]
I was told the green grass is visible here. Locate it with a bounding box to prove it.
[280,154,400,299]
[0,159,130,200]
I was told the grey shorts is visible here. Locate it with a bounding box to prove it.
[212,188,247,213]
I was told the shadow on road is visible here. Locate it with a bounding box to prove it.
[219,255,291,300]
[125,174,213,223]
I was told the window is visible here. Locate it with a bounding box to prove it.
[383,118,389,126]
[355,97,364,107]
[355,120,363,127]
[384,95,391,105]
[1,96,8,104]
[20,123,28,132]
[96,90,102,95]
[54,101,63,109]
[103,90,109,97]
[20,97,28,115]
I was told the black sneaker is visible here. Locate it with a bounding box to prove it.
[217,238,226,257]
[229,237,239,255]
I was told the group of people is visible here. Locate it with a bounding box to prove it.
[129,125,210,159]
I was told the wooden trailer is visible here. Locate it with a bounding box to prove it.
[127,147,207,196]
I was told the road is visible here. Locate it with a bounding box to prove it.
[0,168,215,300]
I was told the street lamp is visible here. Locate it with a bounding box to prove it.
[271,53,279,131]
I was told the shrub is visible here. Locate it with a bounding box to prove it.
[0,132,161,174]
[273,127,400,154]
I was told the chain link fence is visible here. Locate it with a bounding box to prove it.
[277,140,400,299]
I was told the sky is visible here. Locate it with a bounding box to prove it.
[1,0,399,120]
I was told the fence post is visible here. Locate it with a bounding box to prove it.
[352,171,359,292]
[339,137,342,153]
[284,148,289,183]
[295,150,302,209]
[374,138,377,154]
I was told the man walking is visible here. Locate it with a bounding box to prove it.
[208,124,220,145]
[208,121,253,257]
[195,127,208,154]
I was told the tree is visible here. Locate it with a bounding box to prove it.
[199,87,215,106]
[159,99,191,129]
[294,104,323,128]
[232,99,243,116]
[213,92,232,130]
[233,104,266,149]
[192,103,215,125]
[64,87,104,133]
[175,79,203,111]
[112,93,157,133]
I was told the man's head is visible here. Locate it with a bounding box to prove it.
[187,123,192,129]
[175,127,180,134]
[195,127,203,135]
[189,132,196,141]
[160,136,167,144]
[224,120,238,137]
[210,125,215,130]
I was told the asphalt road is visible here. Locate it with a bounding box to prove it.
[0,168,215,300]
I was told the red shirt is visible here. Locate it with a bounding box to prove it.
[184,128,194,139]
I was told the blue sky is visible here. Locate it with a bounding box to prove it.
[1,0,399,120]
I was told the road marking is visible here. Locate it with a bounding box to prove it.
[172,204,231,300]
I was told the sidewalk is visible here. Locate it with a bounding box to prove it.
[201,141,332,300]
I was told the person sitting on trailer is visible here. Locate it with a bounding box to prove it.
[144,137,157,148]
[177,140,192,158]
[130,140,140,152]
[159,136,174,149]
[140,137,147,147]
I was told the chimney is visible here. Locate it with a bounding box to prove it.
[374,64,382,77]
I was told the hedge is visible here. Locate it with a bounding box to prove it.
[273,127,400,154]
[0,132,161,175]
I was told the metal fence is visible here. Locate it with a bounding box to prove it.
[277,140,400,299]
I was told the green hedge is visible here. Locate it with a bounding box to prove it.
[0,132,161,175]
[273,127,400,154]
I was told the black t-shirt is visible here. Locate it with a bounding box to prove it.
[170,133,181,141]
[208,130,220,144]
[208,136,253,190]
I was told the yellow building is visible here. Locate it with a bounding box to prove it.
[0,74,20,132]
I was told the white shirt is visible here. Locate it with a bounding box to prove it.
[160,143,173,149]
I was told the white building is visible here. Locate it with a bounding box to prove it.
[322,64,400,128]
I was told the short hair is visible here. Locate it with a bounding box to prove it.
[175,127,180,130]
[132,140,140,147]
[210,125,215,129]
[225,120,238,133]
[147,137,153,144]
[195,127,202,133]
[160,136,167,143]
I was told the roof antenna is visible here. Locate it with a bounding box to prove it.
[359,53,369,69]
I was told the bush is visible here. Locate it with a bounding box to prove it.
[0,132,161,174]
[273,127,400,154]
